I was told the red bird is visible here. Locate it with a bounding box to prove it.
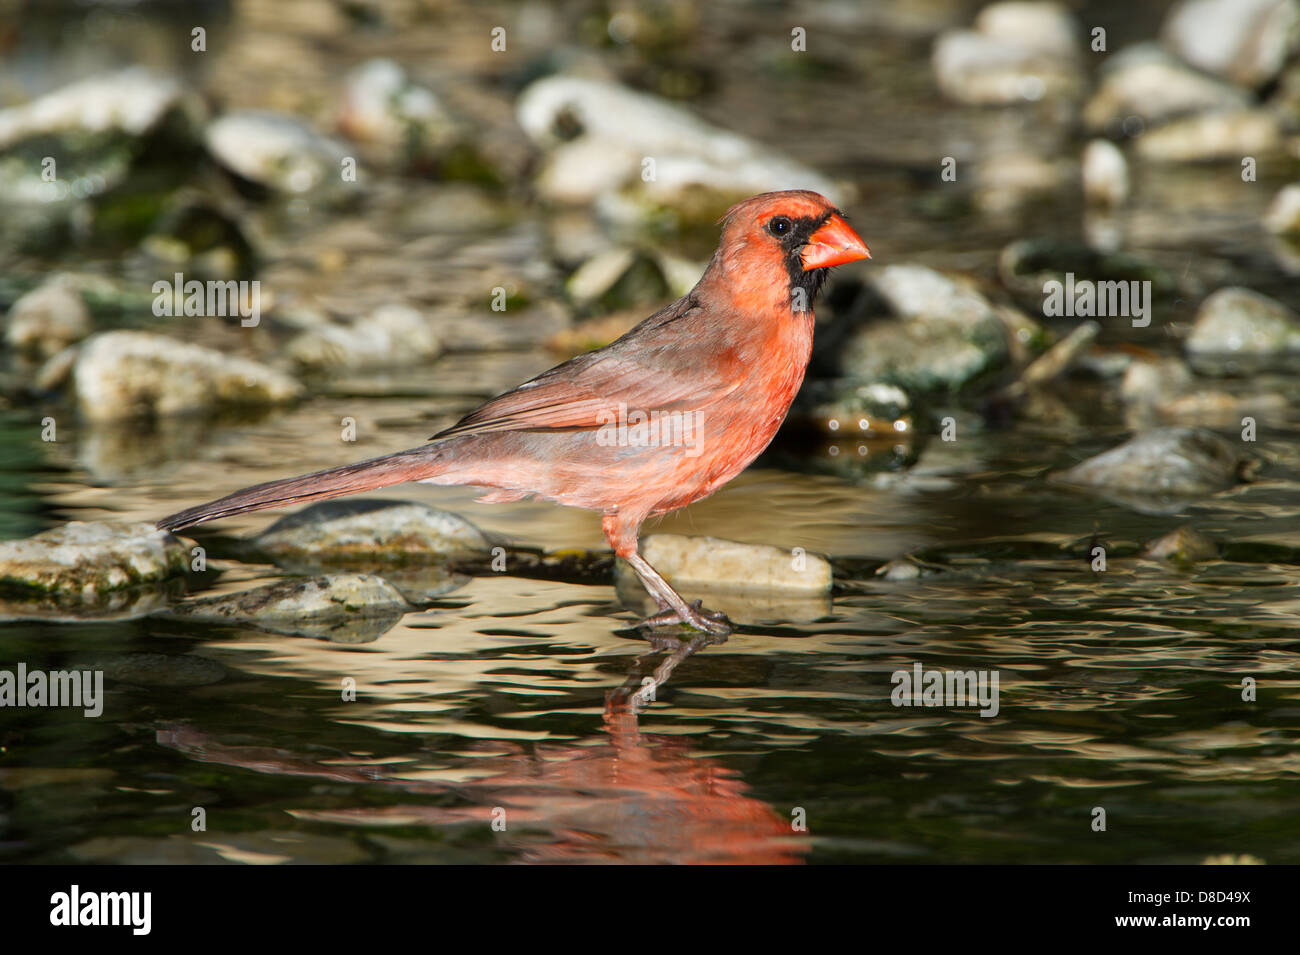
[158,190,870,634]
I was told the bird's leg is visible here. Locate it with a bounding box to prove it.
[602,512,733,636]
[623,552,733,636]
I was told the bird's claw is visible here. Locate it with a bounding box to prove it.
[637,599,734,636]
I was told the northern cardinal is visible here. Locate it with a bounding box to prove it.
[158,190,870,634]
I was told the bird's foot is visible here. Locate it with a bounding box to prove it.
[637,600,734,636]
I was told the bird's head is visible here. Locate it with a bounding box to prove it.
[715,189,870,315]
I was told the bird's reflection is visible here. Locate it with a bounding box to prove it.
[157,633,807,864]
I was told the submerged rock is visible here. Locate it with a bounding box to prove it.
[169,574,410,642]
[253,499,492,562]
[1185,287,1300,356]
[932,2,1082,105]
[1050,428,1249,497]
[3,276,92,357]
[1142,526,1219,563]
[287,304,441,371]
[84,652,226,687]
[618,534,832,595]
[515,75,842,212]
[72,331,303,420]
[1161,0,1299,88]
[0,522,188,596]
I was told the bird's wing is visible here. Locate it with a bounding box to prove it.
[430,296,741,441]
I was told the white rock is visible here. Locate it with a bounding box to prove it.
[205,111,348,193]
[1081,139,1129,207]
[1162,0,1299,88]
[975,2,1079,57]
[871,264,995,324]
[1083,44,1250,130]
[1263,183,1300,234]
[73,331,303,420]
[1186,287,1300,354]
[932,3,1081,105]
[337,58,454,148]
[4,276,92,356]
[516,75,842,206]
[288,303,441,370]
[0,67,184,149]
[621,534,832,595]
[1135,109,1281,162]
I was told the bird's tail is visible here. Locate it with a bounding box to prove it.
[156,445,446,531]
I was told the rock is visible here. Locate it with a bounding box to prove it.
[0,67,186,148]
[998,238,1186,307]
[876,559,922,581]
[975,2,1078,55]
[565,247,662,309]
[1263,184,1300,235]
[1050,428,1248,496]
[1135,109,1281,162]
[824,267,1012,393]
[1120,358,1194,406]
[253,499,492,562]
[3,276,92,357]
[617,534,832,595]
[844,319,1009,394]
[169,574,410,642]
[871,264,997,324]
[337,58,456,151]
[1142,526,1218,563]
[205,111,348,194]
[794,381,914,437]
[515,75,842,211]
[83,652,226,687]
[1083,44,1250,131]
[1081,139,1129,207]
[72,331,303,420]
[0,522,188,596]
[974,152,1068,213]
[932,2,1082,105]
[287,304,441,371]
[1151,389,1288,426]
[1162,0,1299,88]
[1186,287,1300,355]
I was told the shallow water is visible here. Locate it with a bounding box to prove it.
[2,0,1300,864]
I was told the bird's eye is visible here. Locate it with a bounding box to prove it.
[767,216,792,237]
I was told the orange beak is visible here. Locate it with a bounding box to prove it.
[801,214,871,271]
